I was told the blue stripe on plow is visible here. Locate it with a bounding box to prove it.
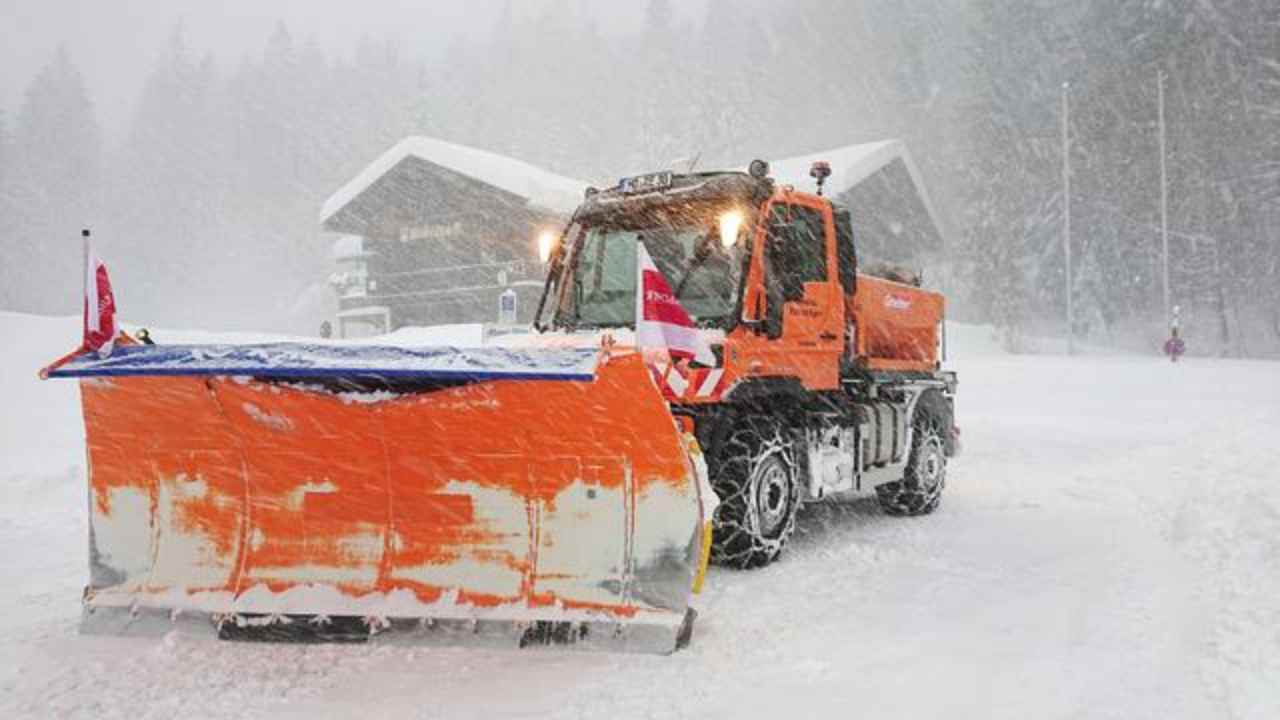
[45,343,600,382]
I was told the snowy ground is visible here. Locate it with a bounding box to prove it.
[2,311,1277,719]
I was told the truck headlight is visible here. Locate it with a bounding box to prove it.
[537,231,558,264]
[718,211,743,248]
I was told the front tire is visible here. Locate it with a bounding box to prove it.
[708,415,801,569]
[876,409,947,517]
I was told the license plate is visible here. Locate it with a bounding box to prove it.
[620,171,673,194]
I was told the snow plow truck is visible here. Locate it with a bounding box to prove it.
[43,159,957,654]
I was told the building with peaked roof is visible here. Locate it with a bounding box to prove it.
[319,137,587,337]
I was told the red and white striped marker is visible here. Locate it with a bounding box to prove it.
[635,243,716,367]
[82,229,117,358]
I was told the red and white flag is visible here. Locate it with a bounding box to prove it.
[82,233,117,357]
[635,243,716,366]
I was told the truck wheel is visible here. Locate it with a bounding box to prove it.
[708,416,802,569]
[876,410,946,517]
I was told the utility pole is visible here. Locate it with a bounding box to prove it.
[1158,71,1171,330]
[1062,82,1074,355]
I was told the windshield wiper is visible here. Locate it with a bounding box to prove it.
[569,270,585,327]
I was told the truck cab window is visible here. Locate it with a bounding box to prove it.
[834,207,856,295]
[555,209,748,329]
[766,204,828,302]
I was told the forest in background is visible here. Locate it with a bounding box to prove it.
[1,0,1277,356]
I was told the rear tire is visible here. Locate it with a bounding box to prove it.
[876,409,946,517]
[708,415,801,569]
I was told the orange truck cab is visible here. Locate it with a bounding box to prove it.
[537,160,959,568]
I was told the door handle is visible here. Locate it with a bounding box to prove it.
[819,332,838,341]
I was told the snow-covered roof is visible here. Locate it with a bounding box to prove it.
[767,139,950,246]
[320,136,589,224]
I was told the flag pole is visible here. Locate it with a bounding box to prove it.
[82,226,92,333]
[39,229,93,379]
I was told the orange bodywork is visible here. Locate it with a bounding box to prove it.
[78,352,704,626]
[651,187,944,405]
[848,274,945,373]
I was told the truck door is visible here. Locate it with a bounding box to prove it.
[738,196,844,390]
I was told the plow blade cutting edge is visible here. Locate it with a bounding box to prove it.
[47,344,711,653]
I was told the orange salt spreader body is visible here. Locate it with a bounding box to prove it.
[48,344,712,653]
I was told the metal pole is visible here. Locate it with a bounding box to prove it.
[1062,82,1074,354]
[1158,71,1171,330]
[82,228,90,321]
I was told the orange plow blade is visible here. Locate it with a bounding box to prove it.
[66,351,707,652]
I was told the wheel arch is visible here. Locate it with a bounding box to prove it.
[686,377,811,456]
[912,387,956,456]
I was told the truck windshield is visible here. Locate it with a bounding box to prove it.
[554,207,749,330]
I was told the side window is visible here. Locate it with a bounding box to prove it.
[834,207,856,295]
[766,204,828,302]
[788,205,828,283]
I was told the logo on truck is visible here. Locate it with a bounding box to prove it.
[884,294,912,311]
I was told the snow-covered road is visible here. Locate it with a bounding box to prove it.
[2,312,1277,719]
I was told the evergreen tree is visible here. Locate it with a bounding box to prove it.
[0,107,8,198]
[696,0,771,166]
[644,0,674,37]
[0,107,8,185]
[113,22,222,303]
[1066,0,1280,351]
[632,0,690,170]
[957,0,1067,339]
[564,13,623,180]
[6,46,102,314]
[0,107,11,310]
[1072,238,1108,342]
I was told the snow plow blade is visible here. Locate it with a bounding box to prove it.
[47,344,709,653]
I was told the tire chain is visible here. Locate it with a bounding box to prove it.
[876,418,945,516]
[709,416,801,569]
